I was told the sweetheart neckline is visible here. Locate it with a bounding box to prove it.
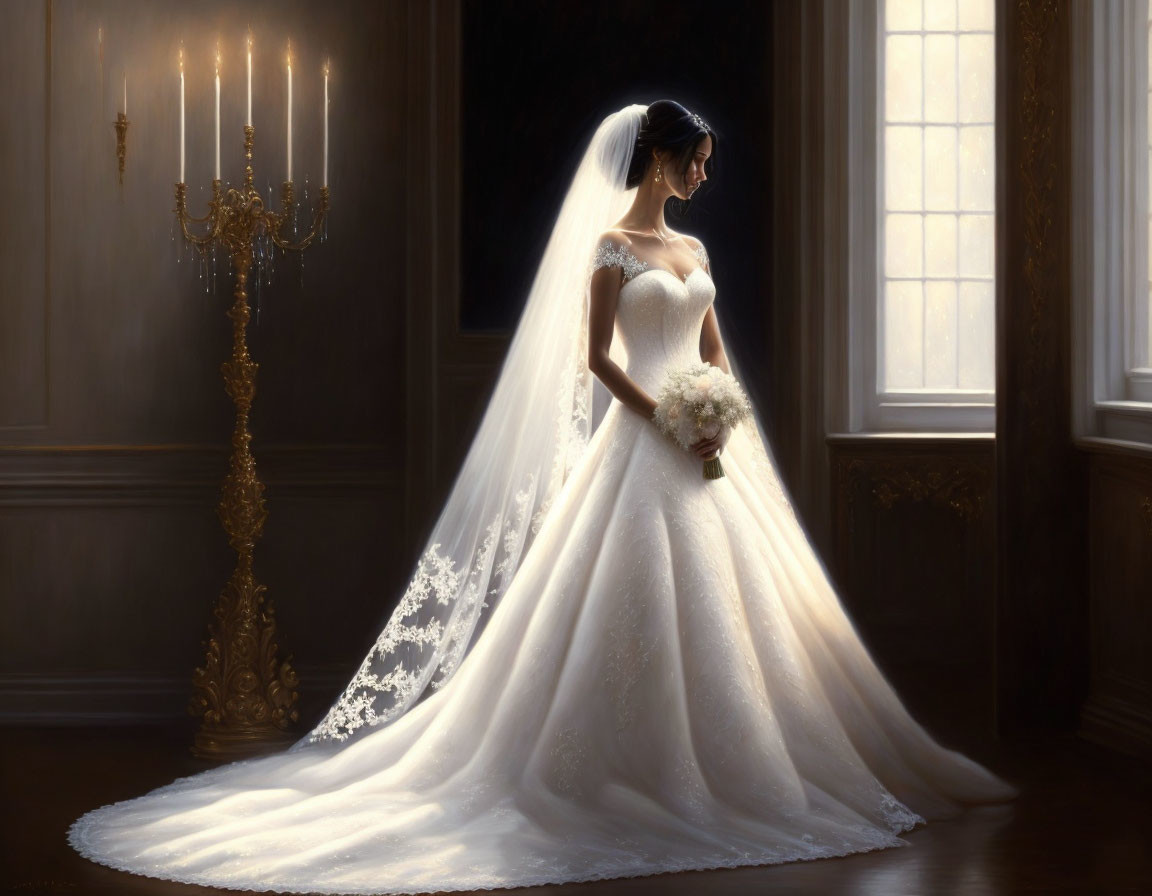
[623,266,712,289]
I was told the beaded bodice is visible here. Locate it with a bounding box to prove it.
[589,238,716,394]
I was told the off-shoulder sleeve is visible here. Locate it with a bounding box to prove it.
[689,238,710,273]
[589,237,648,282]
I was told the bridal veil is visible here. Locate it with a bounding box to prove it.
[299,101,793,748]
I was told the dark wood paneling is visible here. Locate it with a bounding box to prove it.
[994,0,1089,733]
[0,2,48,430]
[1079,443,1152,760]
[0,445,405,721]
[770,0,828,545]
[829,440,996,688]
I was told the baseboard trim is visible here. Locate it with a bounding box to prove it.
[0,667,352,726]
[1079,691,1152,763]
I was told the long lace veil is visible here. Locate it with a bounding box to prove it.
[296,104,648,747]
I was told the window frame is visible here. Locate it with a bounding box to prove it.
[1072,0,1152,445]
[844,0,997,434]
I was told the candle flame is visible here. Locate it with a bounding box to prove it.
[247,27,253,52]
[216,40,221,75]
[179,43,184,72]
[287,38,292,69]
[98,26,104,65]
[324,58,330,77]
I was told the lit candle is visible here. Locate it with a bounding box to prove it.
[286,41,293,182]
[179,45,185,183]
[323,60,329,188]
[214,43,221,181]
[246,30,253,127]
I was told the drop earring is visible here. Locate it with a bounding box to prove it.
[654,159,663,184]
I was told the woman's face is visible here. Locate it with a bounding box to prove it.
[658,134,712,201]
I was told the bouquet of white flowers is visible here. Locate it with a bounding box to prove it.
[652,361,752,479]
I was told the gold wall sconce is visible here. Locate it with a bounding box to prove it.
[114,111,128,184]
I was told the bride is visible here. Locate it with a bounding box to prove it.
[69,100,1018,895]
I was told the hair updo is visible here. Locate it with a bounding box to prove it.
[626,99,717,192]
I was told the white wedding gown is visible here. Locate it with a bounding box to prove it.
[69,247,1018,894]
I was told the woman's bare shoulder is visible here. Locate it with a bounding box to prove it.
[676,232,704,252]
[597,228,635,248]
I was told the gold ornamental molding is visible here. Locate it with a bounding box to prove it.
[839,455,991,533]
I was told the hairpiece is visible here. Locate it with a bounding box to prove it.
[690,112,708,130]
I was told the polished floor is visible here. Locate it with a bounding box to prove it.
[3,669,1151,896]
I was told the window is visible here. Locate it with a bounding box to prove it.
[874,0,996,429]
[1072,0,1152,444]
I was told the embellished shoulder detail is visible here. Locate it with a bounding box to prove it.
[693,242,710,271]
[683,237,710,273]
[590,239,650,283]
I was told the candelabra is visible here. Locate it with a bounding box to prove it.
[176,125,329,759]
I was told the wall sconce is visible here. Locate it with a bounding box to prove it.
[114,111,128,184]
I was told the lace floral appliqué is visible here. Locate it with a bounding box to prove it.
[589,238,711,283]
[304,544,462,742]
[306,472,547,743]
[590,240,649,283]
[691,241,710,272]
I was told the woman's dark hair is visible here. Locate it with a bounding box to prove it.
[626,100,718,198]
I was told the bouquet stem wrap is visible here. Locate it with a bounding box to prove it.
[702,456,725,480]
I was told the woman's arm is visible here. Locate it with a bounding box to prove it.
[587,265,658,420]
[683,235,731,375]
[698,305,731,375]
[688,306,730,459]
[586,237,722,460]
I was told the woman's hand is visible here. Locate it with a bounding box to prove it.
[690,435,721,460]
[689,425,731,460]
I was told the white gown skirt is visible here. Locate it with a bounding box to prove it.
[69,400,1019,894]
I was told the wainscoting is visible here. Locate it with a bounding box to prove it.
[0,444,406,729]
[826,436,997,733]
[1079,440,1152,762]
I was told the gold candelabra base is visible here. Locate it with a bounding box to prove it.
[189,565,300,760]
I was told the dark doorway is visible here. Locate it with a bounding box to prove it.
[459,0,774,380]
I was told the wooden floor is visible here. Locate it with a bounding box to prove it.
[3,670,1151,896]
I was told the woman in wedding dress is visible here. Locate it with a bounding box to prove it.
[69,100,1018,895]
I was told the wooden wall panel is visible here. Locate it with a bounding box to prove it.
[0,3,48,429]
[1079,444,1152,761]
[0,445,406,725]
[995,0,1089,733]
[829,439,996,680]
